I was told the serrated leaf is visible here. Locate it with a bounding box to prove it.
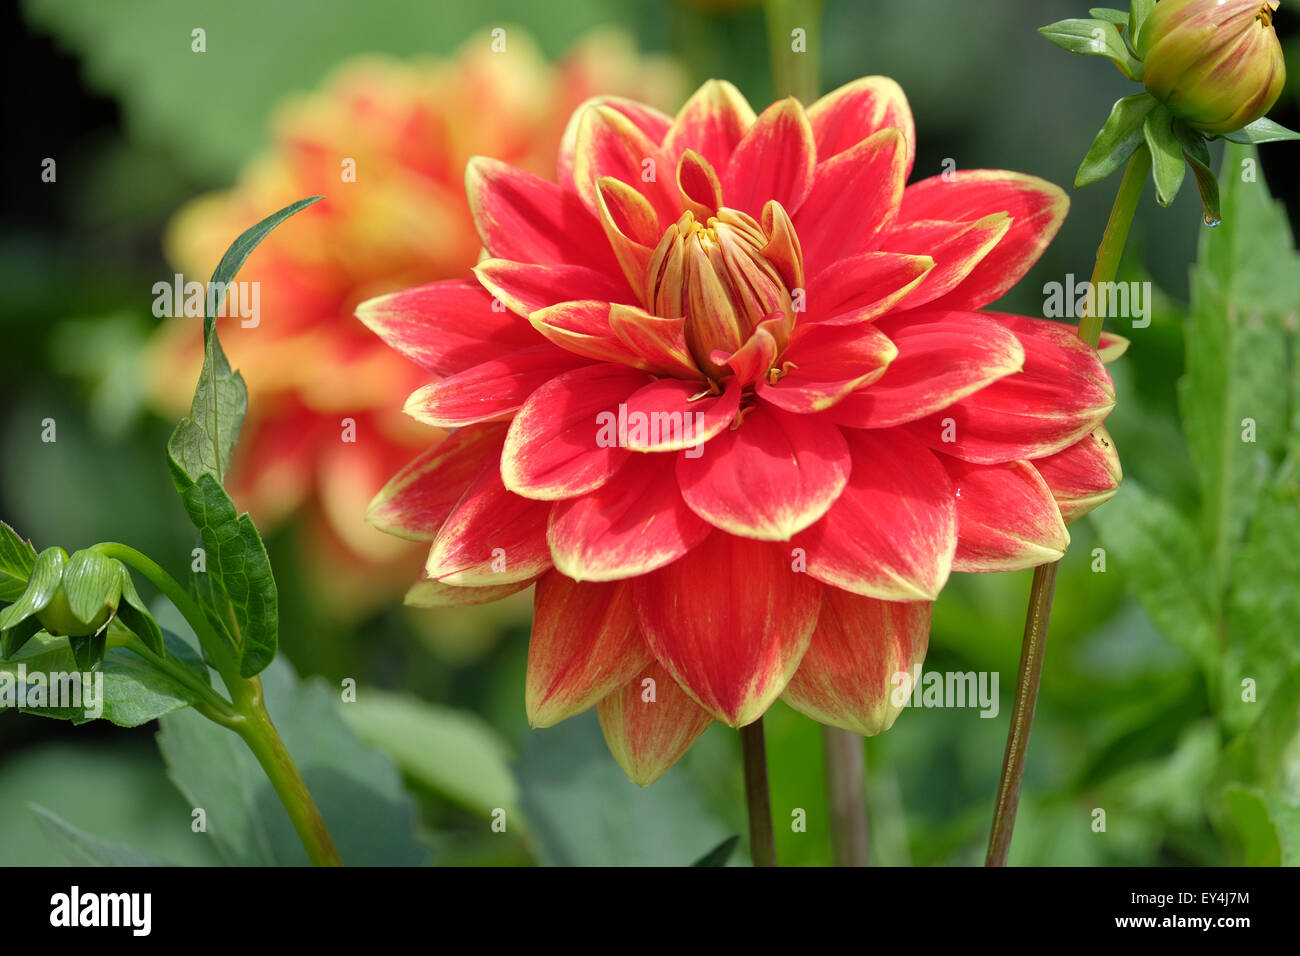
[1221,117,1300,144]
[1143,104,1186,205]
[1039,18,1143,80]
[1090,481,1217,675]
[176,474,277,677]
[0,523,36,603]
[341,690,519,821]
[0,629,209,726]
[29,804,171,866]
[1076,92,1156,187]
[156,656,427,866]
[691,834,740,866]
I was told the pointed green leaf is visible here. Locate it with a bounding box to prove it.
[1143,104,1186,205]
[1,617,43,659]
[1039,19,1143,80]
[177,474,277,677]
[1129,0,1155,48]
[1076,92,1157,187]
[691,834,740,866]
[115,566,164,657]
[1174,121,1220,225]
[1089,8,1129,25]
[0,523,36,603]
[67,632,108,672]
[1221,117,1300,144]
[0,547,66,632]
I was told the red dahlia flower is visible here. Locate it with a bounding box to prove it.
[360,77,1124,784]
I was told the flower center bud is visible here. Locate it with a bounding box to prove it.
[644,202,804,378]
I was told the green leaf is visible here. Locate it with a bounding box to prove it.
[61,549,121,627]
[691,834,740,866]
[1221,117,1300,144]
[29,804,171,866]
[516,712,730,866]
[1218,787,1283,864]
[115,566,164,656]
[0,629,211,727]
[1143,104,1186,205]
[166,196,322,488]
[1174,121,1220,225]
[175,474,277,677]
[156,656,427,865]
[0,547,65,633]
[1129,0,1156,47]
[1090,481,1217,675]
[1089,8,1129,26]
[1076,92,1157,187]
[0,522,36,603]
[1039,19,1143,80]
[341,690,519,821]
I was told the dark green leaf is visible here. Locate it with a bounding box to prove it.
[156,656,427,865]
[1221,117,1300,144]
[1039,19,1143,80]
[1076,92,1156,187]
[67,632,107,671]
[1143,104,1186,205]
[0,616,42,659]
[0,547,65,632]
[691,834,740,866]
[175,474,277,677]
[115,566,164,657]
[0,522,36,602]
[207,196,323,323]
[1174,122,1220,225]
[29,804,172,866]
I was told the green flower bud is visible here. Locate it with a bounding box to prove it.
[1139,0,1286,135]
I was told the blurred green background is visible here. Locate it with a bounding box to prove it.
[2,0,1298,866]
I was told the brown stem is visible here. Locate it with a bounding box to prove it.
[741,718,777,867]
[823,725,870,865]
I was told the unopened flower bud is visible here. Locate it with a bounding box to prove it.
[1139,0,1286,134]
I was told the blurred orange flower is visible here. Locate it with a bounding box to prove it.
[146,30,683,612]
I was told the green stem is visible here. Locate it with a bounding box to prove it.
[741,718,777,867]
[762,0,824,103]
[986,147,1149,867]
[823,725,870,866]
[94,541,343,866]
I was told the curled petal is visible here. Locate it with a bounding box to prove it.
[873,214,1013,313]
[597,660,715,786]
[473,260,631,318]
[676,149,724,220]
[572,104,678,229]
[609,304,702,379]
[501,363,650,499]
[367,423,507,541]
[356,279,538,376]
[620,377,740,453]
[793,429,956,601]
[595,177,660,298]
[633,531,821,726]
[942,457,1070,572]
[714,317,781,384]
[723,97,816,218]
[403,346,592,428]
[783,589,930,736]
[677,406,850,541]
[1032,425,1122,523]
[1096,331,1130,363]
[807,75,916,174]
[404,574,536,608]
[559,95,673,202]
[529,300,650,369]
[549,453,712,581]
[810,252,935,323]
[894,171,1069,311]
[526,574,649,728]
[759,322,898,413]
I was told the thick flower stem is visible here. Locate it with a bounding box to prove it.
[986,146,1149,867]
[92,541,343,867]
[741,718,778,867]
[823,726,870,865]
[762,0,824,104]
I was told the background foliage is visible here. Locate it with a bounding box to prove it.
[1,0,1298,866]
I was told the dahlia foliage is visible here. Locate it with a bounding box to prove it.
[362,77,1123,784]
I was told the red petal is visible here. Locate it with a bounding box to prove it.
[571,104,679,229]
[873,214,1013,312]
[367,423,506,541]
[426,462,552,585]
[894,171,1069,310]
[807,76,916,175]
[609,304,702,379]
[356,279,539,376]
[595,177,660,297]
[942,457,1070,572]
[403,346,592,428]
[529,300,649,369]
[632,531,821,725]
[1032,425,1122,523]
[759,321,898,413]
[620,377,740,452]
[466,157,615,270]
[663,79,756,170]
[783,589,930,736]
[793,428,956,601]
[501,363,650,499]
[526,574,649,728]
[827,312,1025,428]
[796,127,908,276]
[677,406,850,541]
[548,453,712,581]
[723,98,816,218]
[404,574,536,608]
[559,95,673,200]
[902,312,1115,463]
[474,260,632,317]
[809,252,935,323]
[1096,331,1130,363]
[597,660,714,786]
